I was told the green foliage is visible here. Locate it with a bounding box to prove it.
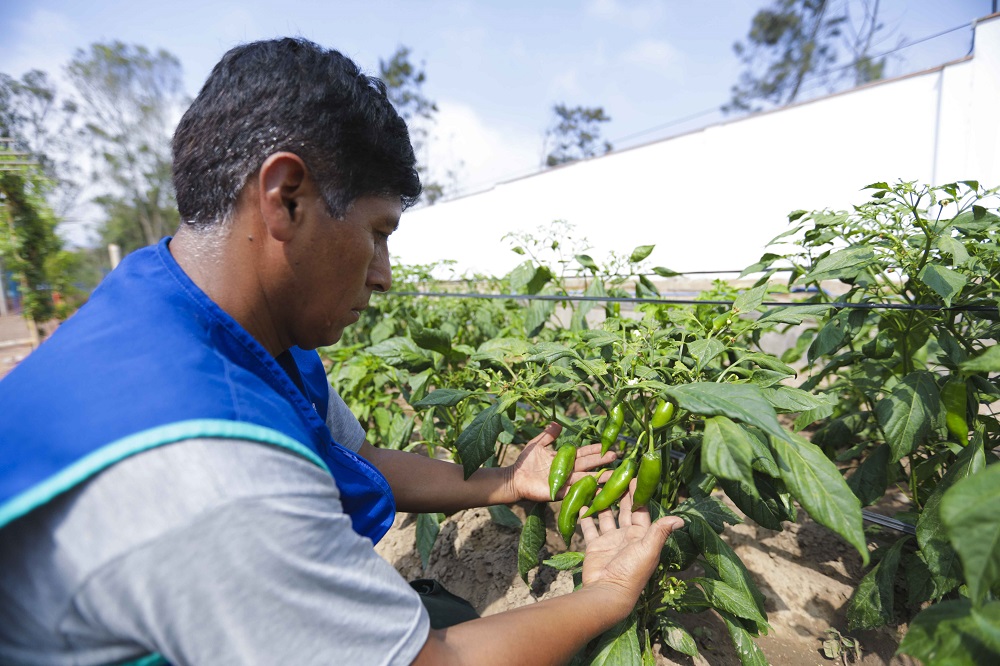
[749,180,999,660]
[0,164,61,328]
[66,41,187,251]
[323,183,997,662]
[379,46,451,204]
[725,0,889,113]
[543,104,613,167]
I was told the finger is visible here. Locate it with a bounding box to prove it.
[528,422,562,449]
[567,467,615,486]
[574,450,618,471]
[618,479,636,528]
[643,516,686,549]
[597,504,617,533]
[579,510,600,542]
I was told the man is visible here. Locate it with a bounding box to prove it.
[0,38,683,665]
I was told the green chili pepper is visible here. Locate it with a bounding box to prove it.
[632,449,662,507]
[557,475,598,545]
[862,331,895,359]
[581,456,639,518]
[651,399,675,430]
[942,380,969,445]
[548,445,577,501]
[711,312,732,332]
[600,403,626,455]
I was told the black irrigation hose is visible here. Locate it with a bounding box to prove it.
[388,290,998,314]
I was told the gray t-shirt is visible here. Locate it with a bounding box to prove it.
[0,392,430,666]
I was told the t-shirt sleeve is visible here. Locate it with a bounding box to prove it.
[326,387,367,452]
[68,442,429,666]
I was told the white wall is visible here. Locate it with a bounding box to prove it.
[393,15,1000,279]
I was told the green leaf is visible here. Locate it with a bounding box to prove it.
[509,260,552,294]
[409,323,452,355]
[916,439,985,591]
[702,416,756,486]
[761,386,834,414]
[758,304,833,325]
[658,618,698,657]
[688,339,726,370]
[769,431,869,565]
[526,298,556,337]
[918,264,967,307]
[576,254,599,273]
[517,503,546,584]
[664,383,787,444]
[952,207,1000,232]
[416,512,441,569]
[718,610,769,666]
[674,495,742,533]
[686,516,768,628]
[899,599,1000,664]
[487,504,522,530]
[455,403,503,479]
[694,577,768,626]
[720,475,787,531]
[589,613,641,666]
[960,346,1000,374]
[526,341,580,365]
[629,244,655,263]
[847,536,909,630]
[652,266,680,278]
[411,388,474,408]
[803,245,876,282]
[875,371,939,463]
[366,336,433,371]
[846,444,892,507]
[937,234,971,265]
[733,283,768,313]
[940,464,1000,605]
[864,182,890,190]
[543,551,585,571]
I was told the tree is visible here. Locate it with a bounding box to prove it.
[0,150,62,340]
[379,46,447,204]
[542,104,613,168]
[0,70,82,220]
[724,0,890,114]
[65,42,187,252]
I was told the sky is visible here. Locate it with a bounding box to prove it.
[0,0,993,214]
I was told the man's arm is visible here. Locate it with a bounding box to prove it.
[358,423,615,514]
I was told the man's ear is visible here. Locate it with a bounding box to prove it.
[258,152,309,242]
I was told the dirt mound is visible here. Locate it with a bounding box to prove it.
[376,498,915,665]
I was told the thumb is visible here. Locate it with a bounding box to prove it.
[644,516,685,549]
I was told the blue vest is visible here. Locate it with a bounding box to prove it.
[0,238,395,544]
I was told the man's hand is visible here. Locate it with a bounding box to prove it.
[580,479,685,606]
[508,422,617,503]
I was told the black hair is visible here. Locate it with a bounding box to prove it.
[172,38,421,225]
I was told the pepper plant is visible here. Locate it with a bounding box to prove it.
[742,180,1000,662]
[400,242,869,664]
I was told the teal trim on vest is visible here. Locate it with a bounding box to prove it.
[117,653,168,666]
[0,419,329,530]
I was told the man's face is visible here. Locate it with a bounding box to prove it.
[287,193,401,349]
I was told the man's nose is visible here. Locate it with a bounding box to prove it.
[368,252,392,293]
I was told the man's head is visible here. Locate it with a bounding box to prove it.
[171,38,421,227]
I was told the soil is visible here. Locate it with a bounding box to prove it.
[376,493,918,666]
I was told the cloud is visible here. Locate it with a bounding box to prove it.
[585,0,665,31]
[620,39,684,79]
[424,100,543,197]
[3,8,78,80]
